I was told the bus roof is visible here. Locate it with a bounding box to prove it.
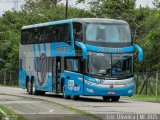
[21,18,128,30]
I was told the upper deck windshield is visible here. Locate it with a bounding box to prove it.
[85,23,131,43]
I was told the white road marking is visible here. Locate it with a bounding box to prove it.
[49,109,54,112]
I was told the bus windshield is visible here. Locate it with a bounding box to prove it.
[87,52,133,78]
[86,23,131,43]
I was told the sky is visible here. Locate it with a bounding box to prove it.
[0,0,154,16]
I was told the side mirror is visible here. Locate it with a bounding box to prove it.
[75,41,87,59]
[134,44,143,62]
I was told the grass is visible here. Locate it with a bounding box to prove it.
[0,105,27,120]
[124,94,160,102]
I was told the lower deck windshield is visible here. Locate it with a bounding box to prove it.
[87,52,133,78]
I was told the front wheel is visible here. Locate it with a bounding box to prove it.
[111,96,120,102]
[63,86,70,99]
[71,95,79,100]
[102,96,110,101]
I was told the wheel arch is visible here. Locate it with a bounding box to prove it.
[26,76,30,89]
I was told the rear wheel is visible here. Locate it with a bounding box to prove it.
[102,96,111,101]
[32,80,45,95]
[71,95,79,100]
[111,96,120,102]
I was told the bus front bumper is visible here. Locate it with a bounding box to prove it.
[84,83,134,96]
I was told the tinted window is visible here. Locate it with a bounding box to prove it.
[21,23,71,44]
[21,29,33,44]
[65,58,81,72]
[86,23,131,43]
[73,22,83,41]
[53,24,71,42]
[34,27,49,44]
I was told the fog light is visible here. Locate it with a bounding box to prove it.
[128,90,133,93]
[87,88,93,93]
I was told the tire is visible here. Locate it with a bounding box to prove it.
[111,96,120,102]
[71,95,79,100]
[63,86,70,99]
[32,80,45,95]
[27,81,32,95]
[102,96,111,101]
[35,90,45,95]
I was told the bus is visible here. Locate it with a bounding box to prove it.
[19,18,143,101]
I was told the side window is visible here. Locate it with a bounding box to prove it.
[39,27,48,43]
[21,29,33,44]
[34,27,50,44]
[52,24,71,43]
[34,28,39,44]
[65,58,81,72]
[73,22,83,41]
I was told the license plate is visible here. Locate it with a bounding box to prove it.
[108,91,116,95]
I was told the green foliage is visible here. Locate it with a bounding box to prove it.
[0,0,94,72]
[1,0,160,73]
[90,0,136,18]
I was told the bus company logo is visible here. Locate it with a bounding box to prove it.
[34,53,48,86]
[99,47,122,52]
[55,46,70,53]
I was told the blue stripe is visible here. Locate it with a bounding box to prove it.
[44,43,46,54]
[38,44,41,55]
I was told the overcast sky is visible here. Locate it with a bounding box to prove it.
[0,0,154,16]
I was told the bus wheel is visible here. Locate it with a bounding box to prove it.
[102,96,110,101]
[32,80,36,95]
[27,81,32,95]
[71,95,79,100]
[32,80,45,95]
[111,96,120,102]
[35,90,45,95]
[63,86,70,99]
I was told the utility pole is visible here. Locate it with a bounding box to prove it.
[65,0,68,19]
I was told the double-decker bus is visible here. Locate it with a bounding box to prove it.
[19,18,143,101]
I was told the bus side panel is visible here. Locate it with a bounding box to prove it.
[31,43,53,92]
[19,43,27,89]
[19,67,27,89]
[62,72,83,96]
[33,72,53,92]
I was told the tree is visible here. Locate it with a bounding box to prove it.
[153,0,160,9]
[89,0,136,19]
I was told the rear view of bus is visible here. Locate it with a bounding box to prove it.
[19,18,143,101]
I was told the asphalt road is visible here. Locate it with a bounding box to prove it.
[0,86,160,119]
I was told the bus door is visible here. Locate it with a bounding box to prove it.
[64,57,83,95]
[52,57,61,93]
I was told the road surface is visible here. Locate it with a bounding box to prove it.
[0,86,160,120]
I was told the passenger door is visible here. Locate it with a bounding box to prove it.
[63,57,83,95]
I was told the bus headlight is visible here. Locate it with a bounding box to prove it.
[125,81,134,86]
[95,78,104,84]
